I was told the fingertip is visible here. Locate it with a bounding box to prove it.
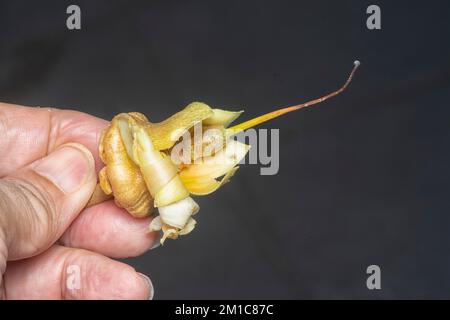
[5,245,155,300]
[3,143,98,259]
[89,261,152,300]
[90,260,153,300]
[137,272,154,300]
[62,248,153,300]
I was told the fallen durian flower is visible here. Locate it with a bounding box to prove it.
[88,60,360,244]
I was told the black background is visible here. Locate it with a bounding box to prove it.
[1,0,449,299]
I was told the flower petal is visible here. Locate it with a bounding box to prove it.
[183,166,239,195]
[203,108,243,127]
[179,140,250,182]
[146,102,213,150]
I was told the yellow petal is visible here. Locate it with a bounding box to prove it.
[154,175,190,207]
[146,102,213,150]
[179,140,250,182]
[183,166,239,195]
[202,108,243,127]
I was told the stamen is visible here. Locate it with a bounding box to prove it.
[226,60,361,136]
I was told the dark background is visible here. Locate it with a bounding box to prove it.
[1,0,450,299]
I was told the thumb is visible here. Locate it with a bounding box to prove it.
[0,143,96,260]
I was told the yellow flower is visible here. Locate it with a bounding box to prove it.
[89,60,360,244]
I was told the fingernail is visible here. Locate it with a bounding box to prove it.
[33,143,94,194]
[138,272,154,300]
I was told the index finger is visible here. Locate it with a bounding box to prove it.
[0,102,108,177]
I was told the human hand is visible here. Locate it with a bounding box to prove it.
[0,102,159,299]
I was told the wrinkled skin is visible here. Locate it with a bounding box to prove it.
[0,102,158,299]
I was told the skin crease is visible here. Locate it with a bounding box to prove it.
[0,102,158,299]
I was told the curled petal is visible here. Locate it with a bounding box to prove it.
[183,167,239,196]
[158,196,199,229]
[100,114,154,217]
[149,215,162,232]
[146,102,213,150]
[179,140,250,182]
[179,218,197,235]
[202,108,243,127]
